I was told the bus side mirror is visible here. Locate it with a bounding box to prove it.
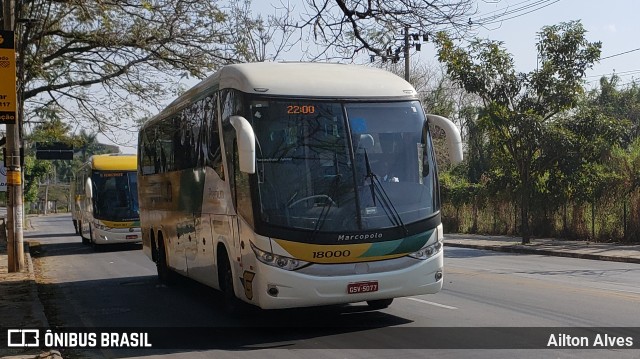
[85,177,93,199]
[230,115,256,174]
[426,114,463,165]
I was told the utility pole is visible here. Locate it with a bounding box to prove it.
[404,25,410,82]
[369,26,426,82]
[3,0,25,272]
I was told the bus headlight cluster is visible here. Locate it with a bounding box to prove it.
[251,242,309,271]
[93,222,109,231]
[408,240,442,260]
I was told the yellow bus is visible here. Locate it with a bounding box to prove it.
[72,154,141,247]
[138,62,462,311]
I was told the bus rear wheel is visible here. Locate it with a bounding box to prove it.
[366,298,393,310]
[156,237,175,284]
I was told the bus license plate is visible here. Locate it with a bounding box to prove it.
[347,281,378,294]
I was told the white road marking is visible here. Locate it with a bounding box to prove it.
[404,297,458,310]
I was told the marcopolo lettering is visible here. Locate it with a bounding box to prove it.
[337,232,383,241]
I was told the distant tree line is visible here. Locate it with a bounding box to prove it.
[429,21,640,243]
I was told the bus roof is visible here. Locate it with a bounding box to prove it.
[166,62,417,111]
[90,154,137,171]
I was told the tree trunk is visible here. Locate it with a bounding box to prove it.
[520,187,531,244]
[471,197,478,233]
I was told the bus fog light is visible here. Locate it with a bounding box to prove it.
[435,271,443,281]
[267,285,279,297]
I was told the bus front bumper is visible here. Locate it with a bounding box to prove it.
[92,227,142,245]
[245,251,443,310]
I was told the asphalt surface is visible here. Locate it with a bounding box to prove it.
[0,213,638,358]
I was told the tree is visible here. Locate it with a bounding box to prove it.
[73,129,118,163]
[24,120,116,202]
[294,0,477,60]
[609,138,640,240]
[23,156,51,204]
[590,76,640,143]
[23,119,71,205]
[434,21,601,243]
[224,0,296,63]
[13,0,289,144]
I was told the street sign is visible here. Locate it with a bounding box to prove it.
[0,161,6,192]
[35,142,74,160]
[0,30,17,125]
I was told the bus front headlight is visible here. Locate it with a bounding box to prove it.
[408,240,442,260]
[251,242,309,271]
[93,222,109,231]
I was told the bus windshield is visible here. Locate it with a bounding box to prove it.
[250,99,438,232]
[92,171,139,221]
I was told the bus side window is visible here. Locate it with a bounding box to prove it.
[206,93,224,180]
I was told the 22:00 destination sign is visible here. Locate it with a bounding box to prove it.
[287,105,315,114]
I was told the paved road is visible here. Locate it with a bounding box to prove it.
[26,214,640,358]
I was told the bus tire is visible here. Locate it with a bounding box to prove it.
[89,227,101,251]
[156,237,175,285]
[218,253,241,315]
[80,221,89,245]
[366,298,393,310]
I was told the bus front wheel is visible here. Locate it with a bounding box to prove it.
[218,254,241,314]
[80,222,89,245]
[367,298,393,310]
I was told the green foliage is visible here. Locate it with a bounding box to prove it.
[440,168,476,207]
[434,21,601,242]
[23,119,118,209]
[17,0,290,144]
[589,76,640,142]
[23,156,51,203]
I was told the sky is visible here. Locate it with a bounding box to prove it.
[467,0,640,87]
[113,0,640,154]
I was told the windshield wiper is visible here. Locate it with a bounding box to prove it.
[363,150,408,234]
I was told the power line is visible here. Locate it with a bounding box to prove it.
[475,0,560,26]
[587,69,640,78]
[439,0,561,34]
[600,47,640,60]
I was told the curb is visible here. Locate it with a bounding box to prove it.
[24,242,51,329]
[1,243,62,359]
[444,241,640,264]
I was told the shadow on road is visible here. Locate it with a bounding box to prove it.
[34,268,414,357]
[29,241,141,258]
[24,232,78,239]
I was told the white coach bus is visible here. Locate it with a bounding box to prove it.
[72,154,141,247]
[137,62,462,311]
